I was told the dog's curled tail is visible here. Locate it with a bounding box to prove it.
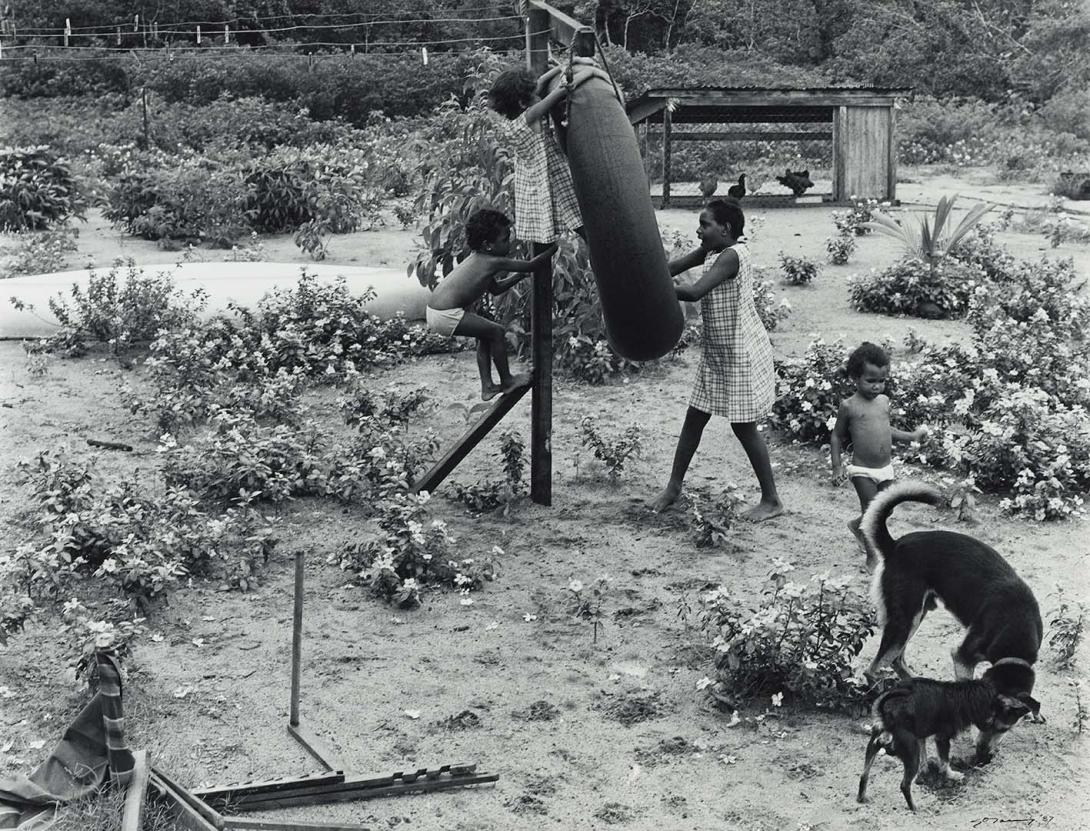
[859,480,946,561]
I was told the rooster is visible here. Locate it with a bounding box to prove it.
[727,174,746,199]
[699,175,718,198]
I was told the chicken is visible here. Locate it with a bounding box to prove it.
[727,174,746,199]
[699,175,718,198]
[776,169,814,197]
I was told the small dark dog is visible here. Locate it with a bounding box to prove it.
[776,168,814,196]
[857,669,1040,811]
[861,481,1043,759]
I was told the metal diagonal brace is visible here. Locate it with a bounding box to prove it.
[194,763,499,812]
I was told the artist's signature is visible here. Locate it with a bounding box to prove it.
[970,818,1054,827]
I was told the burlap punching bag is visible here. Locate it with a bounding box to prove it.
[562,75,683,361]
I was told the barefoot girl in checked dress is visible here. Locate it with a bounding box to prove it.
[652,199,783,521]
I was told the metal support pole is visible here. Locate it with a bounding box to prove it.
[290,551,303,727]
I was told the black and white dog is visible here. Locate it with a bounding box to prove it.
[857,669,1040,811]
[860,481,1043,759]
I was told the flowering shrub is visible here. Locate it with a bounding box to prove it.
[336,492,497,608]
[341,384,432,428]
[162,410,325,503]
[698,559,874,709]
[769,339,858,444]
[948,224,1018,282]
[847,257,985,318]
[0,226,79,278]
[831,197,879,236]
[825,234,856,265]
[752,272,792,331]
[10,449,278,616]
[12,261,206,357]
[778,253,820,285]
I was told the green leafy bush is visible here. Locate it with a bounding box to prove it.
[769,339,857,444]
[691,486,743,548]
[105,153,251,245]
[244,145,384,237]
[847,258,985,318]
[450,430,527,513]
[1051,171,1090,201]
[824,235,856,265]
[698,559,874,709]
[947,224,1019,281]
[336,492,497,608]
[753,273,792,331]
[161,410,325,503]
[11,449,278,614]
[579,417,642,481]
[0,146,88,231]
[779,253,820,285]
[0,226,79,278]
[13,261,207,357]
[831,197,879,237]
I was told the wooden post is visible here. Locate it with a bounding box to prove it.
[290,551,303,727]
[141,87,150,149]
[661,106,672,208]
[527,7,553,506]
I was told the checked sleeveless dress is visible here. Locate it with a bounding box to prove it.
[689,243,776,421]
[501,112,582,244]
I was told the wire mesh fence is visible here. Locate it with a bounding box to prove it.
[642,107,836,205]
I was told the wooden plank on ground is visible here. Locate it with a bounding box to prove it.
[194,771,346,807]
[149,769,222,831]
[411,381,531,495]
[122,750,150,831]
[224,818,373,831]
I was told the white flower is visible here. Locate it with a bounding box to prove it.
[771,692,784,707]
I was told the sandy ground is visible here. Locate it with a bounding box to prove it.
[1,170,1088,830]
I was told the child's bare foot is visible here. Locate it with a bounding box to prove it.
[500,372,532,393]
[481,383,503,401]
[742,498,784,522]
[651,482,682,513]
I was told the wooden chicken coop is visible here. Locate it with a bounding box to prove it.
[627,87,912,208]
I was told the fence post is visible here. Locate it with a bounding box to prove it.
[527,7,552,506]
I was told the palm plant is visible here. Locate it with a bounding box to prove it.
[865,194,991,276]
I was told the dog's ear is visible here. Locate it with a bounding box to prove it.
[1017,692,1042,719]
[996,694,1034,722]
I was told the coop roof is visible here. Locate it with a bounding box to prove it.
[627,86,913,125]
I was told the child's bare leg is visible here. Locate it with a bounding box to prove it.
[652,407,710,512]
[850,476,880,560]
[453,312,508,400]
[475,339,500,400]
[731,421,784,521]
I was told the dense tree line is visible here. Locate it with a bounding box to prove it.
[2,0,1088,104]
